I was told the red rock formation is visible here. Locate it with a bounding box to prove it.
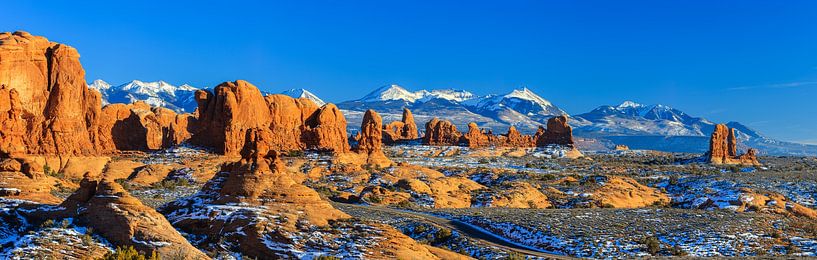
[302,103,350,152]
[461,122,490,148]
[505,126,534,147]
[422,118,461,146]
[97,102,192,151]
[357,110,383,154]
[192,80,348,156]
[707,124,760,165]
[383,108,419,144]
[0,31,104,156]
[534,115,574,146]
[56,177,208,258]
[460,123,535,148]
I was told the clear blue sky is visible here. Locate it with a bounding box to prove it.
[2,1,816,144]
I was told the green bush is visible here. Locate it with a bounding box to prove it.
[643,236,661,255]
[102,246,159,260]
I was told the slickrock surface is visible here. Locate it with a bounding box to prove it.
[707,124,760,165]
[193,80,349,156]
[57,177,209,259]
[160,151,442,259]
[383,108,419,144]
[0,31,104,156]
[423,118,462,146]
[534,115,574,146]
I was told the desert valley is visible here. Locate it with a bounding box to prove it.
[1,31,816,260]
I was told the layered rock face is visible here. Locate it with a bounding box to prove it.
[383,108,419,144]
[707,124,760,165]
[0,31,104,156]
[534,115,574,146]
[56,177,208,258]
[98,101,192,151]
[422,118,461,146]
[460,123,535,148]
[0,31,190,156]
[192,80,349,156]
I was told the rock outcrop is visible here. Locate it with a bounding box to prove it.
[192,80,349,156]
[57,177,209,259]
[706,124,760,165]
[422,118,461,146]
[383,108,419,144]
[98,101,192,151]
[460,123,535,148]
[0,31,194,156]
[0,31,104,156]
[534,115,574,146]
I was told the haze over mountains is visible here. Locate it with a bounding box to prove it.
[88,80,817,156]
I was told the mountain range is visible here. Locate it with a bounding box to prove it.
[86,80,817,156]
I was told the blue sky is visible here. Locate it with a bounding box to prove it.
[1,1,816,143]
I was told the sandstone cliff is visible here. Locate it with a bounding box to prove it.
[192,80,349,156]
[98,101,192,151]
[707,124,760,165]
[0,31,103,156]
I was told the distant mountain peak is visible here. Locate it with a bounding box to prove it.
[359,84,421,102]
[617,100,645,109]
[281,88,326,106]
[88,79,199,113]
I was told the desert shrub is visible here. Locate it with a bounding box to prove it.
[40,219,57,228]
[505,252,525,260]
[102,246,159,260]
[115,179,132,190]
[81,228,94,246]
[643,236,661,255]
[413,224,428,234]
[60,219,71,229]
[670,244,687,256]
[434,228,453,243]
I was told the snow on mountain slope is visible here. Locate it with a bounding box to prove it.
[574,101,713,136]
[461,88,568,129]
[281,88,326,106]
[88,79,199,113]
[357,84,476,103]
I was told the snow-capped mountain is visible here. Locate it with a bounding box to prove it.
[281,88,326,106]
[89,79,199,113]
[357,84,476,103]
[339,84,566,132]
[572,101,714,136]
[466,87,568,123]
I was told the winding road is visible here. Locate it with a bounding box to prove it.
[334,203,573,259]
